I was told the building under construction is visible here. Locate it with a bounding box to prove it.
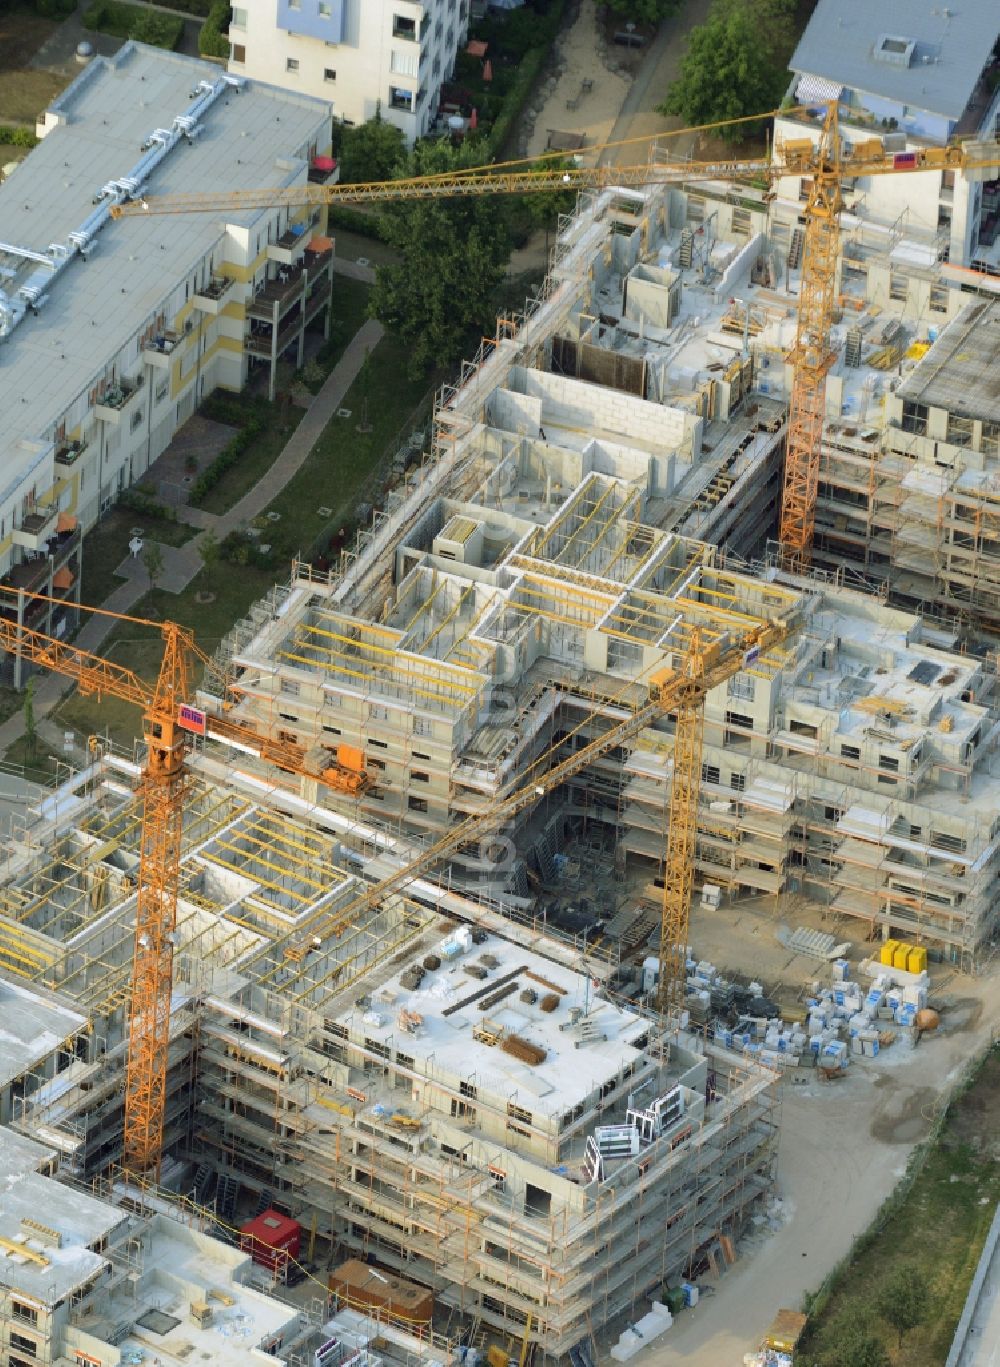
[2,169,1000,1362]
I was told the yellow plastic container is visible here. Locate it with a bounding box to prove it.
[893,943,912,969]
[907,946,927,974]
[881,939,899,967]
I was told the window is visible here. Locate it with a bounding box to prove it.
[701,763,720,785]
[389,86,414,110]
[231,42,246,62]
[413,716,431,736]
[286,56,300,72]
[230,5,246,25]
[391,47,419,76]
[408,795,428,812]
[319,0,331,13]
[324,67,336,82]
[412,770,429,783]
[901,400,928,436]
[392,14,416,38]
[728,673,755,702]
[840,744,860,761]
[280,677,300,696]
[730,772,746,792]
[11,1303,38,1326]
[155,379,168,403]
[880,754,900,773]
[130,407,144,432]
[10,1332,38,1357]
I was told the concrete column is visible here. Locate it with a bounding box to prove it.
[268,299,279,403]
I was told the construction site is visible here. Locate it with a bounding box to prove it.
[2,41,1000,1367]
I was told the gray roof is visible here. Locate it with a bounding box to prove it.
[789,0,999,121]
[0,43,330,481]
[0,978,87,1088]
[896,300,1000,425]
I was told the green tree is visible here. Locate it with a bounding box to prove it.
[143,541,165,592]
[23,677,36,763]
[198,526,220,572]
[605,0,681,22]
[339,111,406,184]
[877,1266,927,1348]
[659,0,793,141]
[370,140,511,378]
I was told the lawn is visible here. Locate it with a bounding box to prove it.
[262,331,435,562]
[3,733,67,786]
[54,563,279,747]
[296,277,372,394]
[81,507,197,608]
[193,398,303,516]
[0,69,67,125]
[801,1045,1000,1365]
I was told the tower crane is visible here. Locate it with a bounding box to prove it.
[110,103,1000,565]
[9,106,992,1176]
[0,585,796,1173]
[0,594,370,1176]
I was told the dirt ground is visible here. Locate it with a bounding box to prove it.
[521,0,631,161]
[626,925,1000,1365]
[0,6,71,125]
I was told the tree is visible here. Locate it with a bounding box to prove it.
[370,140,511,378]
[877,1266,927,1348]
[339,110,406,184]
[143,541,165,592]
[605,0,681,22]
[23,677,36,763]
[659,0,794,142]
[198,527,220,572]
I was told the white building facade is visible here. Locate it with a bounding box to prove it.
[229,0,470,143]
[773,0,1000,274]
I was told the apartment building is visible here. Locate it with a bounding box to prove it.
[773,0,1000,272]
[0,43,335,681]
[229,0,470,144]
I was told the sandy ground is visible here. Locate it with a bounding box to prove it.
[615,898,1000,1364]
[522,0,630,161]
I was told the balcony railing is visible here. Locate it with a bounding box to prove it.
[200,275,233,302]
[55,438,88,467]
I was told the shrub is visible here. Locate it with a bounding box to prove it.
[198,0,231,58]
[189,417,264,504]
[219,529,280,570]
[118,489,177,521]
[82,0,183,48]
[37,0,77,18]
[325,206,387,242]
[0,126,38,149]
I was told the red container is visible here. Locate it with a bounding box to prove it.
[240,1209,302,1275]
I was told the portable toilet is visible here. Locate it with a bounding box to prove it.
[881,939,899,967]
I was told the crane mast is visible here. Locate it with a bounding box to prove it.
[778,103,843,567]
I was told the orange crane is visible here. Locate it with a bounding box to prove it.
[0,594,369,1176]
[0,586,795,1172]
[110,104,1000,565]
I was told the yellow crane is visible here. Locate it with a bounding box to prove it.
[110,105,1000,564]
[15,105,990,1175]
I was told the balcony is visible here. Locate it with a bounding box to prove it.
[142,331,181,370]
[192,275,234,315]
[94,377,143,424]
[308,156,339,186]
[267,225,310,267]
[55,437,88,467]
[13,505,58,553]
[247,265,307,322]
[246,317,301,358]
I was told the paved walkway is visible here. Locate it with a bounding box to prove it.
[0,315,385,755]
[599,0,714,166]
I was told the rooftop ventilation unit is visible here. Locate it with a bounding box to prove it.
[874,34,916,67]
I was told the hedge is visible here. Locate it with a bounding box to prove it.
[118,488,177,521]
[82,0,183,48]
[198,0,230,58]
[325,205,387,242]
[36,0,77,18]
[0,127,38,149]
[487,43,551,157]
[189,417,264,504]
